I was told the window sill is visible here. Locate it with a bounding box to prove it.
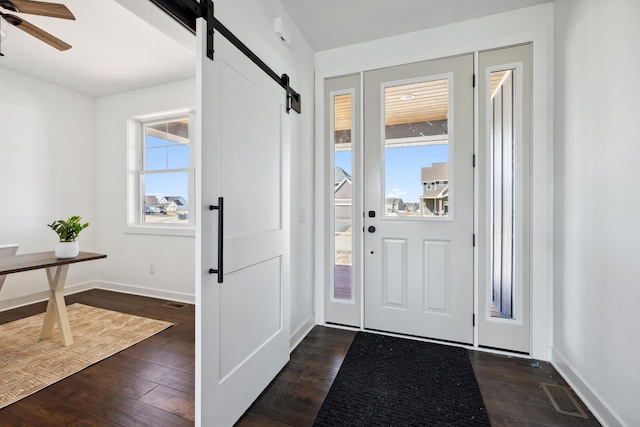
[125,224,195,237]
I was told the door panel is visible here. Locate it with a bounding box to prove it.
[220,60,282,238]
[381,238,407,307]
[478,44,531,353]
[364,55,474,344]
[424,240,450,312]
[197,20,289,426]
[220,258,281,379]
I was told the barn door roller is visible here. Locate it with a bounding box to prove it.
[149,0,301,114]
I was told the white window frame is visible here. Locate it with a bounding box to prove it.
[126,109,196,237]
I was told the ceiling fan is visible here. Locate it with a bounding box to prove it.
[0,0,75,56]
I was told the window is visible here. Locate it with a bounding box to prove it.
[383,78,450,218]
[127,110,195,235]
[332,92,354,301]
[490,69,516,319]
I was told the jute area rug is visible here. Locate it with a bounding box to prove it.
[0,303,173,409]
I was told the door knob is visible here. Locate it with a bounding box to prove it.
[368,226,376,233]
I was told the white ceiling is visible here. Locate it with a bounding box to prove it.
[279,0,553,51]
[0,0,552,98]
[0,0,196,97]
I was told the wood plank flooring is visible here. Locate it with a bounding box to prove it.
[1,290,601,426]
[0,289,194,427]
[237,327,602,427]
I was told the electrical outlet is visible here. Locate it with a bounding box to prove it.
[149,263,155,274]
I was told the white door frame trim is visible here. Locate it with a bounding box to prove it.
[313,4,553,361]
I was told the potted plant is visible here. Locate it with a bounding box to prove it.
[47,216,89,259]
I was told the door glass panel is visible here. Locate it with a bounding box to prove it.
[384,79,449,217]
[333,93,353,300]
[490,69,515,319]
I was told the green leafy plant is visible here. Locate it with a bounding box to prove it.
[47,216,89,242]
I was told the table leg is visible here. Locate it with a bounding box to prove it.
[40,265,73,346]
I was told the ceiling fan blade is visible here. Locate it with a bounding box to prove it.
[0,0,74,20]
[3,13,71,50]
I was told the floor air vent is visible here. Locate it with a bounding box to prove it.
[541,383,588,418]
[163,301,188,309]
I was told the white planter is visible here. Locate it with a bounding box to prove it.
[55,241,79,259]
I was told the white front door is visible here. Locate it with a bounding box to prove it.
[196,20,290,426]
[363,55,474,344]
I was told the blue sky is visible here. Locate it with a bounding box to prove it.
[144,135,190,200]
[335,144,448,203]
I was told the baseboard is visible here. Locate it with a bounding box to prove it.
[95,281,195,305]
[290,314,315,352]
[0,281,95,312]
[552,348,624,427]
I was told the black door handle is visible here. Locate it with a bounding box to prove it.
[208,197,224,283]
[368,225,376,233]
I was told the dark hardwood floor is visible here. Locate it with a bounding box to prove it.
[0,289,194,427]
[237,327,602,427]
[1,290,601,426]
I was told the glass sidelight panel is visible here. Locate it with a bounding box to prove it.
[383,79,450,217]
[490,69,515,319]
[478,45,531,353]
[325,74,361,327]
[333,93,353,300]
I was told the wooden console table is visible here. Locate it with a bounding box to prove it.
[0,251,107,346]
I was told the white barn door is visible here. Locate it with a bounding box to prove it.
[196,20,290,426]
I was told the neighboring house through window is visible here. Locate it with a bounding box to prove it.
[420,162,449,216]
[127,110,195,235]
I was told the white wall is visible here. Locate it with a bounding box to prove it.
[314,4,554,360]
[0,67,97,309]
[94,79,197,303]
[553,1,640,425]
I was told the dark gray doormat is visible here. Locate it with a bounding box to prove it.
[313,332,491,426]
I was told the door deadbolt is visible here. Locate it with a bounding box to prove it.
[368,226,376,233]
